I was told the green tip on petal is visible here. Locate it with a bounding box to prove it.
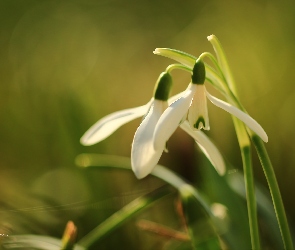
[191,59,205,84]
[194,116,206,129]
[153,72,173,101]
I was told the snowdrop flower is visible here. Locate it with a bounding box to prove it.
[153,59,268,153]
[81,71,174,179]
[81,70,226,179]
[131,72,172,178]
[80,73,174,148]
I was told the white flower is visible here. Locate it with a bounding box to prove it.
[153,59,268,156]
[81,72,226,179]
[131,99,168,178]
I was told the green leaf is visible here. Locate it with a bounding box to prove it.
[77,185,172,248]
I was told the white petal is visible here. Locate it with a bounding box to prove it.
[131,100,167,179]
[180,121,226,175]
[153,84,197,151]
[168,91,186,105]
[80,100,152,146]
[206,91,268,143]
[188,85,210,130]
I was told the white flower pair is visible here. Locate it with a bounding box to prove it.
[81,45,268,179]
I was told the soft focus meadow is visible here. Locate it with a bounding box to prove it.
[1,0,295,249]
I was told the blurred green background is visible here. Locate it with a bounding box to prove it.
[0,0,295,249]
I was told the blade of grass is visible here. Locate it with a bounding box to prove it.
[227,171,284,249]
[75,154,211,213]
[77,185,172,248]
[252,135,293,250]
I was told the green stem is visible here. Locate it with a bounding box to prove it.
[252,135,293,250]
[165,63,191,73]
[242,146,261,250]
[232,117,261,250]
[77,185,172,248]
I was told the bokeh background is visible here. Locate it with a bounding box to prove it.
[0,0,295,249]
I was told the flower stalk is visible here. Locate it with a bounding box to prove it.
[241,145,260,250]
[252,135,293,250]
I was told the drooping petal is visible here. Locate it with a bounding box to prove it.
[188,84,210,130]
[206,91,268,143]
[153,84,197,151]
[131,100,167,179]
[80,100,153,146]
[168,91,185,105]
[180,121,226,175]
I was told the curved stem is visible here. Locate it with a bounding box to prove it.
[252,135,293,250]
[200,52,226,82]
[166,63,191,73]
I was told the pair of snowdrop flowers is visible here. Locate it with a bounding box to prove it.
[81,40,268,179]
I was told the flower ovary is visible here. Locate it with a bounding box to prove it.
[191,59,205,85]
[154,72,173,101]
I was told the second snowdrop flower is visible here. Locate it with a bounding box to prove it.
[154,58,268,152]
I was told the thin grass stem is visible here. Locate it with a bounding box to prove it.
[241,145,261,250]
[78,185,172,248]
[252,135,293,250]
